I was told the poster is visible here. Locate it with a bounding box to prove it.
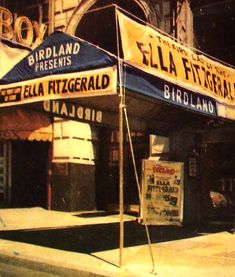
[141,159,184,225]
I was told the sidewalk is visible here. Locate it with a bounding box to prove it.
[0,208,235,276]
[0,207,135,231]
[0,232,235,276]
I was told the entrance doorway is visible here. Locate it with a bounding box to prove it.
[96,128,148,212]
[199,142,235,223]
[11,141,50,208]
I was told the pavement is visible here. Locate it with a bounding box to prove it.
[0,207,235,276]
[0,207,135,231]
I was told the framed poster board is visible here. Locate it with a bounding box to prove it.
[140,160,184,226]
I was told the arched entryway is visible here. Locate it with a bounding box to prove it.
[66,0,151,33]
[66,0,149,55]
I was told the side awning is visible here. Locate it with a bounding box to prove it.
[0,108,52,141]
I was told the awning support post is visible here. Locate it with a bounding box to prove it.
[118,95,124,268]
[115,5,125,268]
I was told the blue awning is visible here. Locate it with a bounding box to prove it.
[1,31,117,84]
[0,31,224,121]
[122,64,217,118]
[0,31,118,107]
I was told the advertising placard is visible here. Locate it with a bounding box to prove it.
[141,159,184,225]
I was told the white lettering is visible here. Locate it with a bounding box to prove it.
[164,84,170,99]
[183,91,189,105]
[202,99,208,112]
[28,55,35,66]
[196,97,202,110]
[176,89,182,103]
[163,83,215,115]
[208,101,214,113]
[28,42,80,71]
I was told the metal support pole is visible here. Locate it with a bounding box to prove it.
[119,97,124,268]
[115,5,125,268]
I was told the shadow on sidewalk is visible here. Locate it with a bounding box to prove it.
[0,211,233,254]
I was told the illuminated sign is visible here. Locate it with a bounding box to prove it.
[0,6,46,47]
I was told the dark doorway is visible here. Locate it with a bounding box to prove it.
[199,142,235,223]
[95,128,148,212]
[11,141,50,208]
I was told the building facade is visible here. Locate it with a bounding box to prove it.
[0,0,235,227]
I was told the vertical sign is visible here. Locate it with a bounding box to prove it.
[141,160,184,225]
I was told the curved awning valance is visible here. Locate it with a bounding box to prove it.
[0,108,52,141]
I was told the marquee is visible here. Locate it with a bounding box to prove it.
[0,32,117,108]
[1,13,235,121]
[117,11,235,120]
